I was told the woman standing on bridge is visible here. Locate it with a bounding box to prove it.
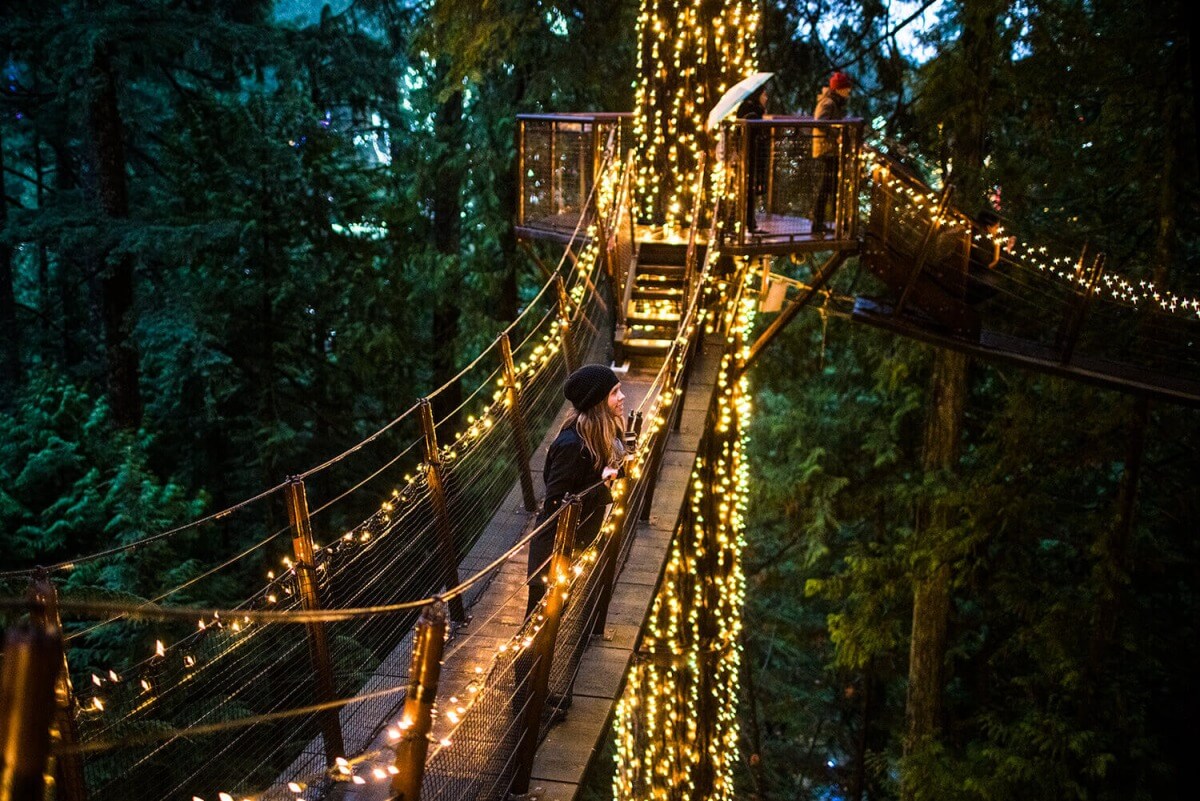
[526,363,626,616]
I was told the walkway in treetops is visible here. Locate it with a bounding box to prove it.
[9,113,1200,801]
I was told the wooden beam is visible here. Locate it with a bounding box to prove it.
[737,251,849,376]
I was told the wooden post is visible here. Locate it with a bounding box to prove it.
[556,274,576,376]
[589,410,641,636]
[389,600,448,801]
[1057,253,1106,365]
[419,400,468,623]
[500,334,537,512]
[517,119,526,228]
[0,622,62,801]
[511,498,579,795]
[284,478,346,765]
[26,575,87,801]
[895,184,954,317]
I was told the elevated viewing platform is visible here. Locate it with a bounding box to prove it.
[515,113,864,258]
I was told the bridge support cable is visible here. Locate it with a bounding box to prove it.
[419,400,468,624]
[390,601,448,801]
[511,498,580,797]
[738,251,850,376]
[555,274,576,375]
[284,478,346,765]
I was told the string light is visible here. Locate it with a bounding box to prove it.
[862,148,1200,319]
[612,243,753,799]
[634,0,758,227]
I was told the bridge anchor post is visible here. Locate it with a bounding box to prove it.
[0,617,63,801]
[419,400,468,623]
[511,498,579,796]
[389,600,447,801]
[284,477,346,765]
[27,574,88,801]
[500,334,538,512]
[555,274,576,375]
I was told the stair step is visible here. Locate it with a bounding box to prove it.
[631,286,685,301]
[638,242,691,266]
[623,337,674,353]
[637,263,687,277]
[628,322,679,338]
[626,308,682,324]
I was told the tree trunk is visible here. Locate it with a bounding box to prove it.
[430,85,463,425]
[492,71,526,324]
[89,45,141,427]
[902,348,967,798]
[0,125,20,404]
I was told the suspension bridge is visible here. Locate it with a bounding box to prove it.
[3,110,1199,801]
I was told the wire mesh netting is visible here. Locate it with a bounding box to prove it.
[517,114,633,236]
[46,157,624,801]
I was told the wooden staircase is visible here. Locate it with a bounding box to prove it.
[617,241,691,364]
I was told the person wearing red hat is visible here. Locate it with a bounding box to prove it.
[811,71,853,236]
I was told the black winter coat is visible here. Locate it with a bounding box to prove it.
[538,424,612,527]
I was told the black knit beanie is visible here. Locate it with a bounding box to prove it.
[564,364,619,412]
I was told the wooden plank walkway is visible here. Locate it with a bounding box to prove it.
[293,332,724,801]
[527,334,724,801]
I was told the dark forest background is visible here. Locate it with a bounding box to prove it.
[2,1,1197,800]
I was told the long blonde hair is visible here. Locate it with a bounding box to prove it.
[563,401,625,472]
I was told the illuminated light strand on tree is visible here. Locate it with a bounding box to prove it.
[634,0,759,228]
[612,274,753,800]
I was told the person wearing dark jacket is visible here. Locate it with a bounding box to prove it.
[736,87,769,233]
[527,363,626,616]
[811,71,852,236]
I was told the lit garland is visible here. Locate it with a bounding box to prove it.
[612,271,754,800]
[634,0,759,229]
[862,148,1200,319]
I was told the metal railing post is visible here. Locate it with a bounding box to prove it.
[511,498,579,795]
[500,334,538,512]
[0,621,62,801]
[555,274,576,376]
[389,600,448,801]
[284,478,346,765]
[549,121,558,215]
[27,574,87,801]
[418,399,469,623]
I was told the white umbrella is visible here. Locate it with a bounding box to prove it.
[705,72,774,131]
